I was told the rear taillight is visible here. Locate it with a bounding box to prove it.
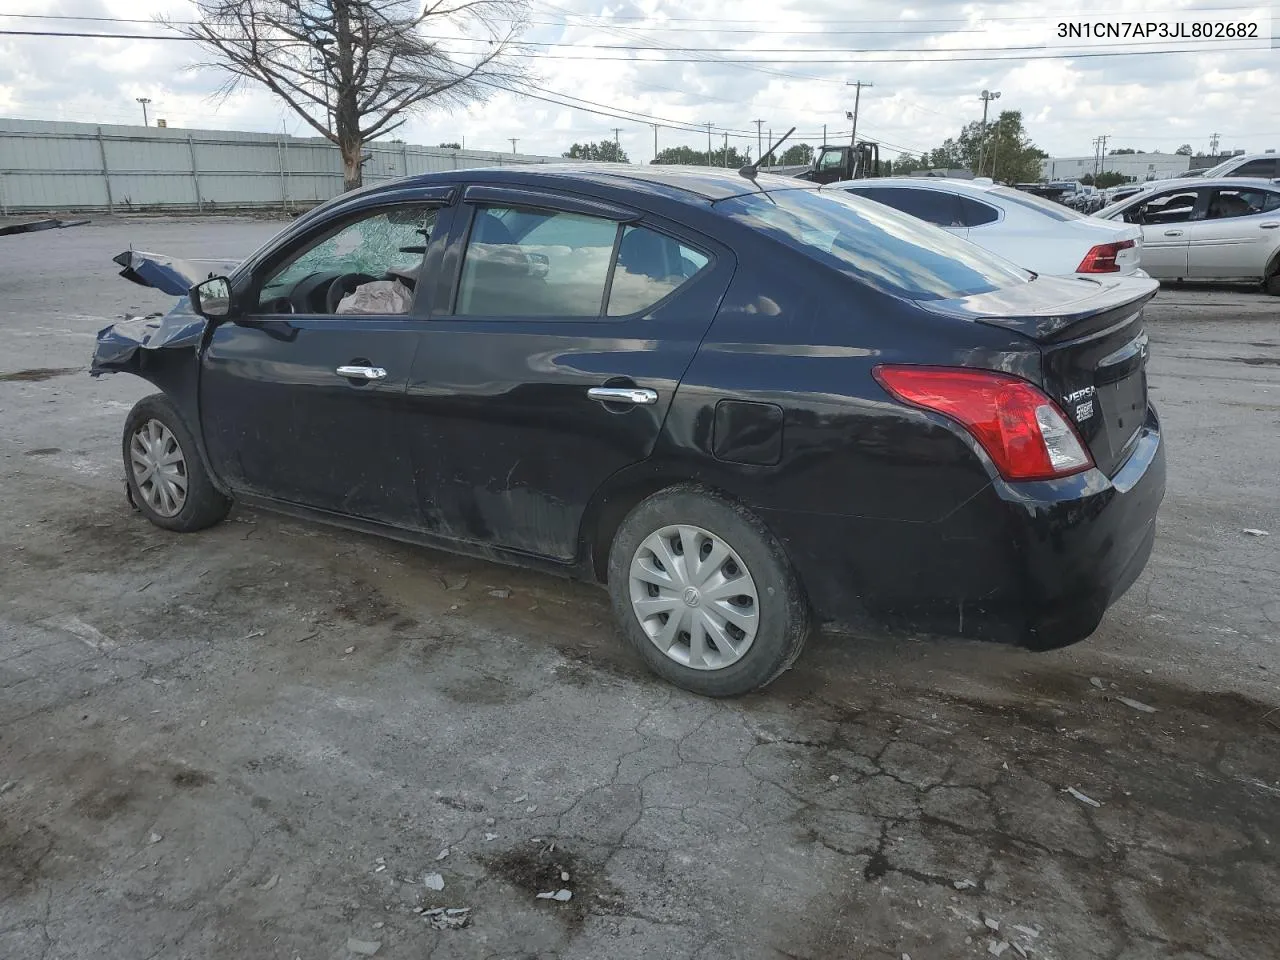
[1076,239,1135,273]
[873,366,1094,481]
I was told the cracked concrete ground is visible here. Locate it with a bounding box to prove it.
[1,217,1278,960]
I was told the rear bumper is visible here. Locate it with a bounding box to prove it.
[763,404,1166,648]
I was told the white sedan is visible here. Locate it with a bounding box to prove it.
[841,177,1145,278]
[1094,177,1280,294]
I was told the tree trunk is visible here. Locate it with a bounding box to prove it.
[341,141,362,192]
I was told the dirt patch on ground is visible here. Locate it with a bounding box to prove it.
[0,366,81,382]
[484,843,623,924]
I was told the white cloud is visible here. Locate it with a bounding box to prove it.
[0,0,1275,160]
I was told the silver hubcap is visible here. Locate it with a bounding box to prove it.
[628,524,760,671]
[129,419,187,518]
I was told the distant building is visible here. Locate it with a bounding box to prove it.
[1039,152,1191,183]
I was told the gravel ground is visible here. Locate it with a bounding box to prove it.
[1,216,1277,960]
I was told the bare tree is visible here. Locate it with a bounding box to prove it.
[175,0,529,190]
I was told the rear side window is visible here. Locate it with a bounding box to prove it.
[721,188,1029,301]
[608,226,709,316]
[1206,187,1280,218]
[990,187,1084,222]
[846,187,964,227]
[959,196,1000,227]
[455,206,708,318]
[457,206,616,316]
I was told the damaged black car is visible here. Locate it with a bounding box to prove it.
[93,165,1165,696]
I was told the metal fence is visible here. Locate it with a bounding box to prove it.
[0,117,561,214]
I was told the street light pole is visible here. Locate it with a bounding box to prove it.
[978,89,1001,176]
[704,122,714,167]
[135,97,151,127]
[846,80,872,147]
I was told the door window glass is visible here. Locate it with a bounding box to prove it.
[846,187,963,227]
[1232,159,1278,178]
[607,226,710,316]
[817,150,844,171]
[258,205,436,314]
[456,205,617,316]
[1130,191,1200,225]
[1205,187,1277,219]
[958,196,1000,227]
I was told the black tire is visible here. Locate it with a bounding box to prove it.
[1265,264,1280,297]
[122,393,231,533]
[606,486,812,697]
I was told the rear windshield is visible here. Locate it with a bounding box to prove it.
[990,187,1085,222]
[719,188,1030,301]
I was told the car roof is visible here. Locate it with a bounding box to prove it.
[1141,176,1280,189]
[366,163,817,204]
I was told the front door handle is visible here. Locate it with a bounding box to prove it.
[1163,229,1184,237]
[587,386,658,406]
[1259,221,1280,230]
[336,365,387,380]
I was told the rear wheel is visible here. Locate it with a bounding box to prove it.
[607,486,811,696]
[123,393,231,532]
[1265,260,1280,296]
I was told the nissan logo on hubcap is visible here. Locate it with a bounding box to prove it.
[682,586,701,607]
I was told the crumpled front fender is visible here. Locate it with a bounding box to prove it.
[90,298,206,377]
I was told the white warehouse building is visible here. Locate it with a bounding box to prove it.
[1040,152,1191,183]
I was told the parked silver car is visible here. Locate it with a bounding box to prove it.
[1095,177,1280,294]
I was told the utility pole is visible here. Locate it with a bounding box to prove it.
[723,132,729,168]
[846,80,873,147]
[509,138,518,155]
[767,128,772,167]
[977,89,1000,176]
[704,122,714,167]
[652,124,658,162]
[823,123,827,147]
[612,127,622,156]
[753,119,766,165]
[1097,134,1110,175]
[135,97,151,127]
[1209,132,1220,156]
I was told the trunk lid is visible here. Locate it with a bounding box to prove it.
[922,275,1159,476]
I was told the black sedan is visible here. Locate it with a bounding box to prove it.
[92,165,1165,696]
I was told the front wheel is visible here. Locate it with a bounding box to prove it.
[607,486,812,696]
[123,393,232,533]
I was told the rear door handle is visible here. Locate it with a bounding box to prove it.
[1260,222,1280,229]
[336,365,387,380]
[1163,229,1184,237]
[587,386,658,406]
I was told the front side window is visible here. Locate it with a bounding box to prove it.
[1130,191,1201,225]
[455,206,710,318]
[721,188,1029,301]
[258,205,437,314]
[817,150,844,171]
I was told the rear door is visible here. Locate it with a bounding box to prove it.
[1186,185,1280,279]
[405,186,735,559]
[1120,187,1205,278]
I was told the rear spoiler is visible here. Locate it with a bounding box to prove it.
[113,249,240,297]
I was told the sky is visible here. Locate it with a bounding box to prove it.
[0,0,1276,163]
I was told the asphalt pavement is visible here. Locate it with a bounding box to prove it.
[1,217,1277,960]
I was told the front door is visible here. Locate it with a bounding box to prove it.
[200,199,448,527]
[1123,187,1204,278]
[1186,185,1280,279]
[405,189,734,560]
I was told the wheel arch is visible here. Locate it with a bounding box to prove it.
[578,460,754,583]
